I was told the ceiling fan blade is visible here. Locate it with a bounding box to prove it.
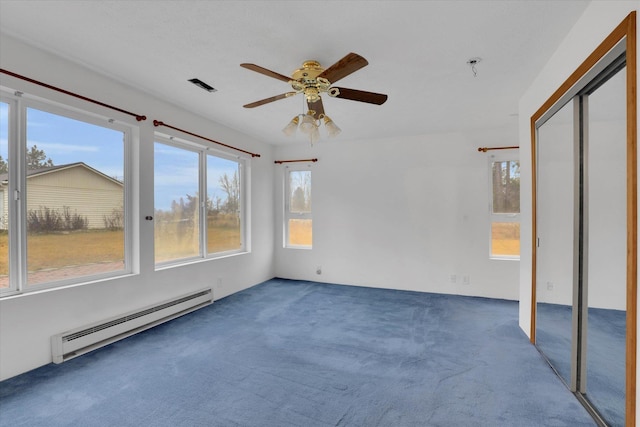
[243,92,297,108]
[307,97,325,118]
[332,87,388,105]
[317,53,368,84]
[240,63,291,83]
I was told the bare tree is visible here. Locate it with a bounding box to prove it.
[289,170,311,212]
[219,171,240,214]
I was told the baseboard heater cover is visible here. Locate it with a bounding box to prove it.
[51,288,213,363]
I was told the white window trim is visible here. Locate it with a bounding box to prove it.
[489,152,520,261]
[284,165,312,249]
[0,88,136,297]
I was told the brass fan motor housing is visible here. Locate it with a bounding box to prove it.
[290,60,334,103]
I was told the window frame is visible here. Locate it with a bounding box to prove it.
[0,88,135,297]
[489,152,520,261]
[153,133,248,269]
[205,151,245,257]
[284,165,312,249]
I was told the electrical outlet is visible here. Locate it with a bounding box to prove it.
[463,275,470,285]
[546,282,554,291]
[216,277,223,290]
[450,274,457,283]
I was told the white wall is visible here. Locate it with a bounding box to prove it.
[274,127,520,301]
[517,0,639,420]
[0,35,275,380]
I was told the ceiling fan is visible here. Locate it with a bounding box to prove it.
[240,52,387,127]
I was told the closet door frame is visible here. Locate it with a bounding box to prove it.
[530,12,636,425]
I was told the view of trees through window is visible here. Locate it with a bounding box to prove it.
[491,160,520,257]
[154,141,242,264]
[154,143,200,263]
[287,170,312,247]
[207,155,241,254]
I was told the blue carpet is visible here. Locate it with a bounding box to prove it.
[0,279,595,426]
[536,302,625,426]
[536,303,573,385]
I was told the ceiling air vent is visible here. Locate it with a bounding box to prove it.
[189,78,217,93]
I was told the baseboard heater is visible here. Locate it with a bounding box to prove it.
[51,288,213,364]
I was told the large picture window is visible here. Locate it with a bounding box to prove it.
[0,91,132,296]
[490,158,520,259]
[154,137,246,266]
[285,168,312,248]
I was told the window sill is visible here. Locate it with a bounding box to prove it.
[0,271,138,300]
[490,256,520,261]
[154,250,249,271]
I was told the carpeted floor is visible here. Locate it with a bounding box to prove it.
[0,278,596,426]
[536,302,626,426]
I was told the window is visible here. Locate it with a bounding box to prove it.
[154,137,246,266]
[0,91,132,296]
[0,101,9,291]
[206,155,242,254]
[154,142,200,263]
[285,168,312,248]
[490,157,520,259]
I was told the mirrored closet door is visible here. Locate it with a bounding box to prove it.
[535,55,626,426]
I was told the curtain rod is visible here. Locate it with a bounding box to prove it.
[153,120,261,158]
[477,146,519,152]
[274,158,318,164]
[0,68,146,122]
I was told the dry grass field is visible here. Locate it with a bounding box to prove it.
[288,219,312,246]
[0,230,124,276]
[491,222,520,256]
[0,232,7,278]
[154,223,241,263]
[0,218,242,285]
[0,230,124,288]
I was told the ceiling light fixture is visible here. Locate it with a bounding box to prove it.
[240,53,387,145]
[282,108,341,145]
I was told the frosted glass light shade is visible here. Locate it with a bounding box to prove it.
[323,115,341,137]
[282,116,299,136]
[299,113,316,134]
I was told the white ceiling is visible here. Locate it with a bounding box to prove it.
[0,0,590,145]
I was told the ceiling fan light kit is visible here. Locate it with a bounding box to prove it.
[323,115,341,138]
[299,111,317,134]
[241,52,387,144]
[282,116,300,137]
[282,110,342,143]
